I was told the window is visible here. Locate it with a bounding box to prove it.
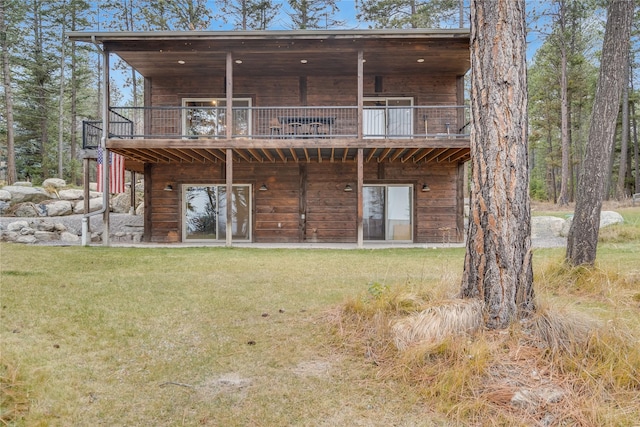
[182,98,251,138]
[183,184,251,241]
[363,185,413,241]
[363,97,413,139]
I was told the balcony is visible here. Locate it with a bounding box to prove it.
[85,105,469,144]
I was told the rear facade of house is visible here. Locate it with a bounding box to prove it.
[69,29,470,246]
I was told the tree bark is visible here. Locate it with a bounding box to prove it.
[0,0,17,184]
[615,61,629,200]
[461,0,534,329]
[566,0,633,266]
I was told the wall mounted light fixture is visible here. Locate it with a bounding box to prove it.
[259,184,268,191]
[344,184,353,192]
[164,184,174,191]
[422,184,431,192]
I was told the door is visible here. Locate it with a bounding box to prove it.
[363,97,413,139]
[183,184,251,241]
[183,98,251,138]
[363,185,413,241]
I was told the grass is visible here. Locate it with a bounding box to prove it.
[1,208,639,425]
[1,246,464,426]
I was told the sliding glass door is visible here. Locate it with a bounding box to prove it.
[363,185,413,241]
[363,97,413,139]
[183,184,251,241]
[182,98,251,138]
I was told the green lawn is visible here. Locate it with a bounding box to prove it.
[1,229,638,425]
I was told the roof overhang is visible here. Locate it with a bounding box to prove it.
[68,29,470,78]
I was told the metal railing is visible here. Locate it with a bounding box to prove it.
[102,105,469,140]
[82,110,135,149]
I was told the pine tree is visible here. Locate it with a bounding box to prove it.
[460,0,534,329]
[566,0,634,266]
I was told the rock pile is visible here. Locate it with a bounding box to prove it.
[0,178,143,217]
[1,178,145,244]
[1,219,83,244]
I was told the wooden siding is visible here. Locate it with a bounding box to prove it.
[150,74,459,108]
[147,160,462,244]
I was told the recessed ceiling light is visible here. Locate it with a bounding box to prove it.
[178,60,185,64]
[417,58,425,63]
[235,59,243,64]
[300,59,308,64]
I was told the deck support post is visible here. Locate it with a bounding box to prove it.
[226,148,233,247]
[225,52,234,247]
[357,50,364,139]
[357,148,363,248]
[102,49,110,246]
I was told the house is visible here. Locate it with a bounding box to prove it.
[68,29,470,247]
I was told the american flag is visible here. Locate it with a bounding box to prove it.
[97,147,126,194]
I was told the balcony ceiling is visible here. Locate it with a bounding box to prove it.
[70,29,470,78]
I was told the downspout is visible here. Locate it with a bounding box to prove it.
[82,36,110,246]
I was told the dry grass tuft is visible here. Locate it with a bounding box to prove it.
[335,290,640,425]
[524,306,597,355]
[0,361,30,425]
[391,299,483,350]
[537,260,640,305]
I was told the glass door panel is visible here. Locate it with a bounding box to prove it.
[363,185,412,241]
[386,186,412,241]
[387,98,413,138]
[363,100,386,139]
[184,186,219,240]
[183,98,251,138]
[363,186,385,240]
[183,184,251,242]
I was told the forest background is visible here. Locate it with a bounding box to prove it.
[1,0,639,204]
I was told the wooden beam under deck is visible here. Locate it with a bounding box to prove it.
[107,137,470,165]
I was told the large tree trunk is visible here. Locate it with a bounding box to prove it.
[0,0,17,184]
[566,0,633,266]
[460,0,534,329]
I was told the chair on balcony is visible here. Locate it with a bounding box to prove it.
[269,118,283,138]
[288,122,303,136]
[309,122,324,136]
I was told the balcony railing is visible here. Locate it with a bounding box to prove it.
[82,110,136,149]
[100,105,469,141]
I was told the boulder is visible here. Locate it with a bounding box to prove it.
[111,192,131,213]
[532,216,566,239]
[2,186,52,204]
[73,198,103,214]
[89,182,98,191]
[7,221,29,232]
[1,231,19,242]
[600,211,624,228]
[19,227,35,235]
[42,178,67,189]
[136,202,144,216]
[34,231,58,242]
[15,235,37,244]
[60,231,80,242]
[58,189,85,200]
[562,211,624,236]
[13,203,40,217]
[35,221,56,232]
[0,189,11,201]
[0,201,10,215]
[39,200,73,217]
[12,181,32,187]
